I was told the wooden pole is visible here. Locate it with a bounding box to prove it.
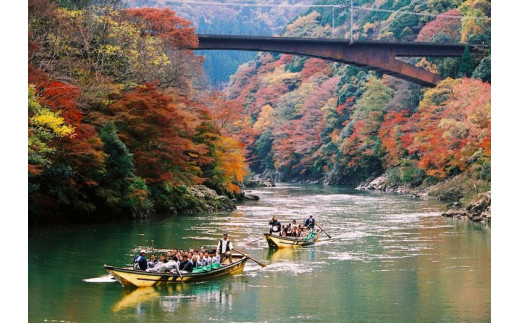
[233,248,267,267]
[315,223,332,238]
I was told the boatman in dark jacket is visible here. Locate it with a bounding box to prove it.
[133,250,148,270]
[269,216,282,235]
[217,233,233,264]
[304,215,315,229]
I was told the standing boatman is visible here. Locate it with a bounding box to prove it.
[304,215,315,229]
[217,233,233,264]
[269,216,282,235]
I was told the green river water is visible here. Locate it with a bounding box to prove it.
[29,184,491,322]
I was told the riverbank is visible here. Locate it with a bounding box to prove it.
[356,172,491,223]
[29,184,262,226]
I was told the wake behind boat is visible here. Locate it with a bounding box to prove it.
[105,254,248,287]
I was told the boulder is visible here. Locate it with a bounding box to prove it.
[243,194,260,201]
[441,191,491,223]
[437,187,464,202]
[244,174,276,188]
[181,185,236,213]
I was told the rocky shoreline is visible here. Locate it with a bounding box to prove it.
[440,192,491,223]
[176,185,260,214]
[355,173,491,224]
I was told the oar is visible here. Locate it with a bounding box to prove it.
[233,248,267,268]
[315,223,332,238]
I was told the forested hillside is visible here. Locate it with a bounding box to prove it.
[228,0,491,203]
[127,0,314,86]
[28,0,248,224]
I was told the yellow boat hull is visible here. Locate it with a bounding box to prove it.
[105,256,247,287]
[264,232,319,248]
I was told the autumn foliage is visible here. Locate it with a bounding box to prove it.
[28,2,248,223]
[228,2,491,187]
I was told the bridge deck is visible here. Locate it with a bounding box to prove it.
[191,35,487,87]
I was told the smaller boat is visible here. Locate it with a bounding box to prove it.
[105,254,248,287]
[264,231,319,248]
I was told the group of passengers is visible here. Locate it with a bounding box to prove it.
[268,215,316,237]
[133,233,234,274]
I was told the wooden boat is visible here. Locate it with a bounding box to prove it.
[264,231,319,248]
[104,254,248,287]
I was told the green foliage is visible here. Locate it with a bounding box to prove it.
[252,131,275,171]
[285,56,307,73]
[399,159,425,186]
[458,44,474,77]
[472,55,491,83]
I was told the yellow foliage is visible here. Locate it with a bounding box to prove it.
[253,105,275,132]
[416,58,439,74]
[214,136,248,192]
[262,66,300,86]
[458,0,491,42]
[31,112,74,137]
[419,78,460,111]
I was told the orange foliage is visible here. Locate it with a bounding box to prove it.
[379,110,411,167]
[301,58,332,81]
[417,9,462,42]
[124,7,198,48]
[109,83,199,184]
[402,78,490,178]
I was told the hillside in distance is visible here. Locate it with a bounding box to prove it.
[127,0,315,87]
[226,0,491,204]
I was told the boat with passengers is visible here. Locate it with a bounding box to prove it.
[105,253,248,287]
[264,230,319,248]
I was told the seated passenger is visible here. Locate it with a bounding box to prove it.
[281,225,288,236]
[147,253,158,268]
[201,251,210,266]
[179,254,194,273]
[192,255,203,267]
[212,250,221,264]
[147,254,168,272]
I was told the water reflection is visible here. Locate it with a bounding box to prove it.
[112,281,236,317]
[264,245,317,263]
[112,287,160,312]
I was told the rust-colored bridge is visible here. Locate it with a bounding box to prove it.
[193,35,479,87]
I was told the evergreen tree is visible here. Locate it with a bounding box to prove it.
[98,122,148,215]
[458,44,474,77]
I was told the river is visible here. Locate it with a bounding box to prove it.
[29,184,490,322]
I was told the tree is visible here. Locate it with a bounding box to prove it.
[98,122,152,216]
[472,54,491,83]
[402,78,490,179]
[458,45,474,77]
[416,9,462,42]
